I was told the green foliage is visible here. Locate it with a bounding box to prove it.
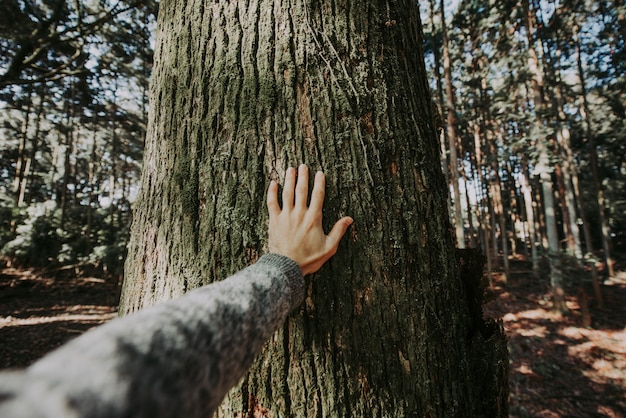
[421,0,626,258]
[1,199,131,275]
[2,201,61,266]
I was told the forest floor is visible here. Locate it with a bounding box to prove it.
[0,258,625,417]
[484,257,626,418]
[0,262,121,368]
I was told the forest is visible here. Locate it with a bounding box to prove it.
[0,0,625,417]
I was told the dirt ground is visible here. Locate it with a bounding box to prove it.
[0,263,121,368]
[484,258,626,417]
[0,258,624,417]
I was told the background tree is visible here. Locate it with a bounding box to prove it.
[119,0,508,416]
[0,0,156,275]
[0,0,143,87]
[420,0,625,312]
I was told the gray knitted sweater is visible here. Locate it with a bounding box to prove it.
[0,253,304,418]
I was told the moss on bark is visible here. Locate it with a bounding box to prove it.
[121,0,509,416]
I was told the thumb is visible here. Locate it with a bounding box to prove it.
[327,216,353,248]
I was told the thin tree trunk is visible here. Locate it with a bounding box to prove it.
[21,88,45,206]
[23,136,40,207]
[469,57,493,277]
[471,120,493,282]
[477,77,501,275]
[428,0,453,226]
[525,0,565,309]
[506,162,519,258]
[459,133,476,248]
[574,24,615,278]
[520,158,539,276]
[488,132,510,282]
[556,128,583,259]
[60,80,76,230]
[540,165,567,312]
[440,0,465,248]
[554,162,575,256]
[109,82,119,234]
[17,158,31,207]
[13,89,32,200]
[547,27,584,261]
[87,115,98,249]
[535,174,548,252]
[542,3,592,313]
[563,127,604,306]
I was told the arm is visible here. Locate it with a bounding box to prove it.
[0,165,352,418]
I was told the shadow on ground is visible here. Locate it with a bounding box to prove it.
[1,258,624,417]
[485,258,626,418]
[0,265,120,368]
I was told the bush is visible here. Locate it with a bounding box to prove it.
[2,201,62,266]
[1,199,131,276]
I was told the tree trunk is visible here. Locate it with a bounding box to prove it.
[556,128,583,260]
[109,82,119,234]
[485,125,510,282]
[440,0,466,248]
[546,27,583,261]
[574,24,615,278]
[554,162,575,256]
[520,158,539,276]
[471,120,494,283]
[487,141,510,282]
[12,88,32,202]
[87,115,98,249]
[21,88,45,207]
[17,90,45,208]
[427,0,454,232]
[505,161,519,258]
[120,1,508,416]
[525,0,566,310]
[60,80,76,230]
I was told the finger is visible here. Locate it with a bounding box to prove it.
[309,171,326,213]
[282,167,296,209]
[295,164,309,208]
[326,216,353,252]
[267,180,281,217]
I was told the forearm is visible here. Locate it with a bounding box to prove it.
[0,254,304,418]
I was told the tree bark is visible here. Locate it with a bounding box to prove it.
[120,1,508,416]
[546,27,583,261]
[524,0,566,310]
[471,119,494,283]
[440,0,466,248]
[13,88,32,205]
[520,158,539,276]
[574,24,615,278]
[487,132,510,282]
[540,168,566,312]
[60,79,76,230]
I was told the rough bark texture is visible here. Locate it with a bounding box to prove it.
[121,1,508,416]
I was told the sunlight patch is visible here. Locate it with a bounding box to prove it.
[0,307,117,328]
[515,363,535,375]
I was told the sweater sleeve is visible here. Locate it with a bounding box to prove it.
[0,253,304,418]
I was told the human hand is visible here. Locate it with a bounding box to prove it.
[267,164,353,275]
